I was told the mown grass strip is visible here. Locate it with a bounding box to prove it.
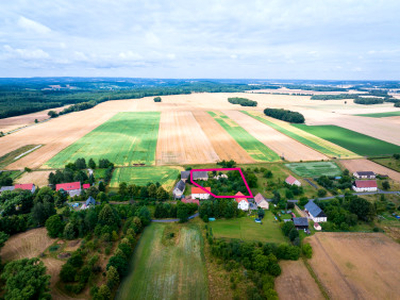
[45,112,160,168]
[302,257,330,300]
[293,124,400,156]
[242,111,357,158]
[208,111,280,162]
[354,111,400,118]
[0,145,41,169]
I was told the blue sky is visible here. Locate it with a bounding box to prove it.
[0,0,399,79]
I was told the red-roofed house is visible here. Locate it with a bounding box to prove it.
[14,183,36,193]
[285,176,301,187]
[352,180,378,192]
[56,182,82,197]
[182,197,200,206]
[191,186,211,200]
[82,184,90,190]
[235,192,249,211]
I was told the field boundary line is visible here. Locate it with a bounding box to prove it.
[302,257,330,300]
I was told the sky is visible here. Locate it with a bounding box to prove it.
[0,0,399,80]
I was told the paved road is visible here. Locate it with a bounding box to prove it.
[151,212,199,223]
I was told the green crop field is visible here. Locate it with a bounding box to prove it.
[355,111,400,118]
[243,111,357,158]
[210,213,286,243]
[116,223,208,300]
[371,157,400,172]
[110,166,182,190]
[45,112,160,168]
[285,161,342,178]
[293,124,400,156]
[208,111,280,162]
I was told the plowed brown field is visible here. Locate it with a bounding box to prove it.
[156,111,219,165]
[306,232,400,300]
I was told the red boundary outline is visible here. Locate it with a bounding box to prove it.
[190,168,253,198]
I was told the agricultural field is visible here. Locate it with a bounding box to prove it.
[0,144,42,169]
[355,111,400,118]
[208,111,280,162]
[223,110,326,161]
[209,213,286,243]
[243,111,358,158]
[45,112,160,168]
[370,157,400,173]
[275,260,324,300]
[15,170,52,187]
[109,166,182,190]
[116,223,208,300]
[156,110,219,165]
[293,124,400,156]
[306,232,400,299]
[285,161,342,178]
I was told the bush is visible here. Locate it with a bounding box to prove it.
[60,263,76,283]
[302,243,313,259]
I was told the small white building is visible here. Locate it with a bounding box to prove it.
[352,180,378,192]
[254,193,269,210]
[285,175,301,187]
[191,186,211,200]
[353,171,376,179]
[235,192,249,211]
[304,201,327,223]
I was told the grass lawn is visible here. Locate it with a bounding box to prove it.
[355,111,400,118]
[293,124,400,156]
[116,223,208,300]
[45,112,160,168]
[0,145,41,169]
[209,212,286,243]
[285,161,342,178]
[208,111,280,162]
[243,111,357,158]
[371,157,400,172]
[109,166,182,190]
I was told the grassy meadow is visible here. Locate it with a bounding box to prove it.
[45,112,160,168]
[110,166,182,190]
[371,157,400,172]
[208,111,280,162]
[116,223,208,300]
[243,111,357,158]
[293,124,400,156]
[285,161,342,178]
[209,213,286,244]
[355,111,400,118]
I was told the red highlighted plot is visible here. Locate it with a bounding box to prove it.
[190,168,253,198]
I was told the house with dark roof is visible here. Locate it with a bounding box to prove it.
[352,180,378,192]
[285,175,301,187]
[191,186,211,200]
[353,171,376,179]
[305,201,327,223]
[56,182,82,197]
[293,217,309,230]
[181,171,191,182]
[173,180,186,199]
[254,193,269,209]
[192,171,208,181]
[86,196,96,206]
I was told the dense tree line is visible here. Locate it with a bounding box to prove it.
[354,98,385,105]
[284,85,347,91]
[264,108,305,123]
[48,100,98,118]
[0,171,13,187]
[316,170,352,194]
[310,94,359,100]
[199,198,241,221]
[395,102,400,107]
[228,97,258,107]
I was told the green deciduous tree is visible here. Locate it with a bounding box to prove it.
[45,214,65,238]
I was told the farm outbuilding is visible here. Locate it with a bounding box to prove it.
[353,171,376,179]
[352,180,378,192]
[305,201,327,223]
[293,217,309,230]
[192,171,209,181]
[14,183,36,193]
[254,193,269,209]
[181,171,190,182]
[285,175,301,187]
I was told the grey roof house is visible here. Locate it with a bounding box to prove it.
[173,180,186,199]
[304,201,327,222]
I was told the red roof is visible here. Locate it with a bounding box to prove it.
[191,186,211,194]
[82,184,90,189]
[182,198,200,206]
[56,182,81,191]
[285,175,298,185]
[234,191,249,204]
[14,183,34,190]
[354,180,377,188]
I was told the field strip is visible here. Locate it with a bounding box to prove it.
[225,110,327,161]
[44,112,161,168]
[354,111,400,118]
[208,111,280,162]
[339,159,400,182]
[156,111,219,165]
[293,124,400,156]
[191,110,255,164]
[243,111,358,159]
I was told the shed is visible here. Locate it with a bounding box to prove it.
[254,193,269,209]
[192,171,209,181]
[181,171,190,182]
[293,217,309,229]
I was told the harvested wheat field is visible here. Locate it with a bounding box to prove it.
[192,110,255,164]
[1,228,55,262]
[275,260,324,300]
[15,170,51,187]
[306,232,400,300]
[156,110,219,165]
[223,110,327,161]
[339,159,400,182]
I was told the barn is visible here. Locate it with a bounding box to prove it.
[293,217,309,230]
[352,180,378,192]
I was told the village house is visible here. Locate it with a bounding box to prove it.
[352,180,378,192]
[56,182,82,197]
[235,192,249,211]
[254,193,269,209]
[173,180,185,199]
[192,171,209,181]
[181,171,190,182]
[285,175,301,187]
[0,183,36,194]
[0,186,15,194]
[192,186,211,200]
[293,217,309,230]
[86,196,96,206]
[353,171,376,179]
[304,201,327,223]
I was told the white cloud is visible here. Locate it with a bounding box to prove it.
[119,51,143,61]
[17,16,51,34]
[3,45,49,59]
